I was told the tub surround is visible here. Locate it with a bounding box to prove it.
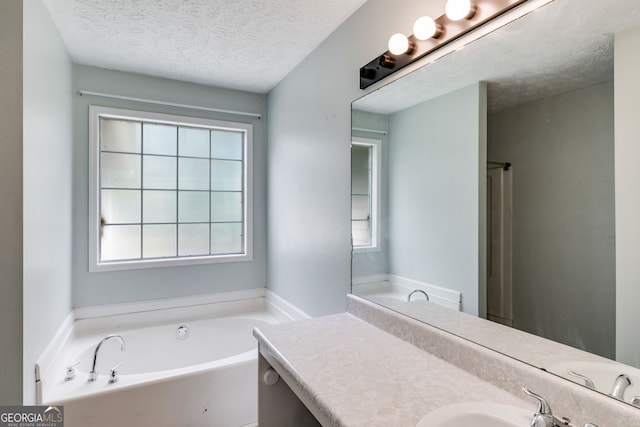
[36,292,299,427]
[36,288,308,394]
[352,274,462,311]
[36,289,304,406]
[254,295,640,426]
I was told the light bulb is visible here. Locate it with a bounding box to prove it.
[445,0,476,21]
[413,16,441,40]
[388,33,410,55]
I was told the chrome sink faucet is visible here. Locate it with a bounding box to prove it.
[609,374,632,400]
[567,369,595,389]
[88,334,125,382]
[522,387,571,427]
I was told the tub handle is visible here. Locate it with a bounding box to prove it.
[64,361,80,381]
[108,362,125,384]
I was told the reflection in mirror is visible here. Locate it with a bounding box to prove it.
[351,0,640,408]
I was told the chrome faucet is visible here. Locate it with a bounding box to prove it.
[567,369,595,389]
[609,374,632,400]
[522,387,571,427]
[407,289,429,302]
[88,334,125,382]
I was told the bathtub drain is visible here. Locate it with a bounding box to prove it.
[176,325,190,340]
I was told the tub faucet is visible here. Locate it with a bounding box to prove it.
[609,374,632,400]
[88,334,125,382]
[407,289,429,302]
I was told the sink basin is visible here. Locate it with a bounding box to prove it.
[415,402,531,427]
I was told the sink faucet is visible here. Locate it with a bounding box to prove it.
[522,387,571,427]
[88,334,125,382]
[407,289,429,302]
[609,374,632,400]
[567,369,595,389]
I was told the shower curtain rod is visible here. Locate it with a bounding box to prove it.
[77,90,262,119]
[488,161,511,170]
[351,127,388,135]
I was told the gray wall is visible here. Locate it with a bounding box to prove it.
[388,83,487,316]
[0,0,23,405]
[615,27,640,367]
[266,0,445,316]
[72,65,268,307]
[488,81,615,358]
[351,110,389,280]
[22,0,75,403]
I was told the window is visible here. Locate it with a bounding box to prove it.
[89,106,252,271]
[351,137,381,251]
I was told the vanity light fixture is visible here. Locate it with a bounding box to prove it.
[388,33,412,55]
[413,16,442,40]
[445,0,477,21]
[360,0,547,90]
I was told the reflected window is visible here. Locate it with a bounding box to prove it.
[89,106,252,271]
[351,137,380,250]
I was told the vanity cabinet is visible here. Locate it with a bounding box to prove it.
[258,352,321,427]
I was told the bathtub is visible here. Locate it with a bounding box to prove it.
[37,293,300,427]
[351,274,462,311]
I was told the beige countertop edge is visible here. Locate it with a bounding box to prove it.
[253,313,532,427]
[253,327,340,426]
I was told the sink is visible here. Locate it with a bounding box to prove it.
[415,402,531,427]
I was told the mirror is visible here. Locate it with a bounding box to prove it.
[351,0,640,406]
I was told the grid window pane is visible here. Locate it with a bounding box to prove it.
[178,191,209,223]
[179,127,209,158]
[178,224,210,256]
[352,221,371,247]
[352,195,370,221]
[101,225,141,261]
[143,155,177,189]
[101,153,141,188]
[179,158,210,190]
[101,190,141,224]
[101,119,141,153]
[143,123,176,156]
[143,191,177,223]
[93,108,251,268]
[211,223,243,254]
[351,145,371,195]
[211,130,243,160]
[211,160,242,191]
[211,192,242,222]
[143,224,177,258]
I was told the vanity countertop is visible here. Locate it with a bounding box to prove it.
[253,312,531,427]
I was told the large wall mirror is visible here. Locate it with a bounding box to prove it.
[351,0,640,408]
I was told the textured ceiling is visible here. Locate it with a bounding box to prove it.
[43,0,366,93]
[354,0,640,114]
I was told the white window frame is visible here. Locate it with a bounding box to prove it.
[352,137,381,252]
[88,105,253,272]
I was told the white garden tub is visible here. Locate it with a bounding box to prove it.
[37,292,301,427]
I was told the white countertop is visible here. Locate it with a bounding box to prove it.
[253,313,532,427]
